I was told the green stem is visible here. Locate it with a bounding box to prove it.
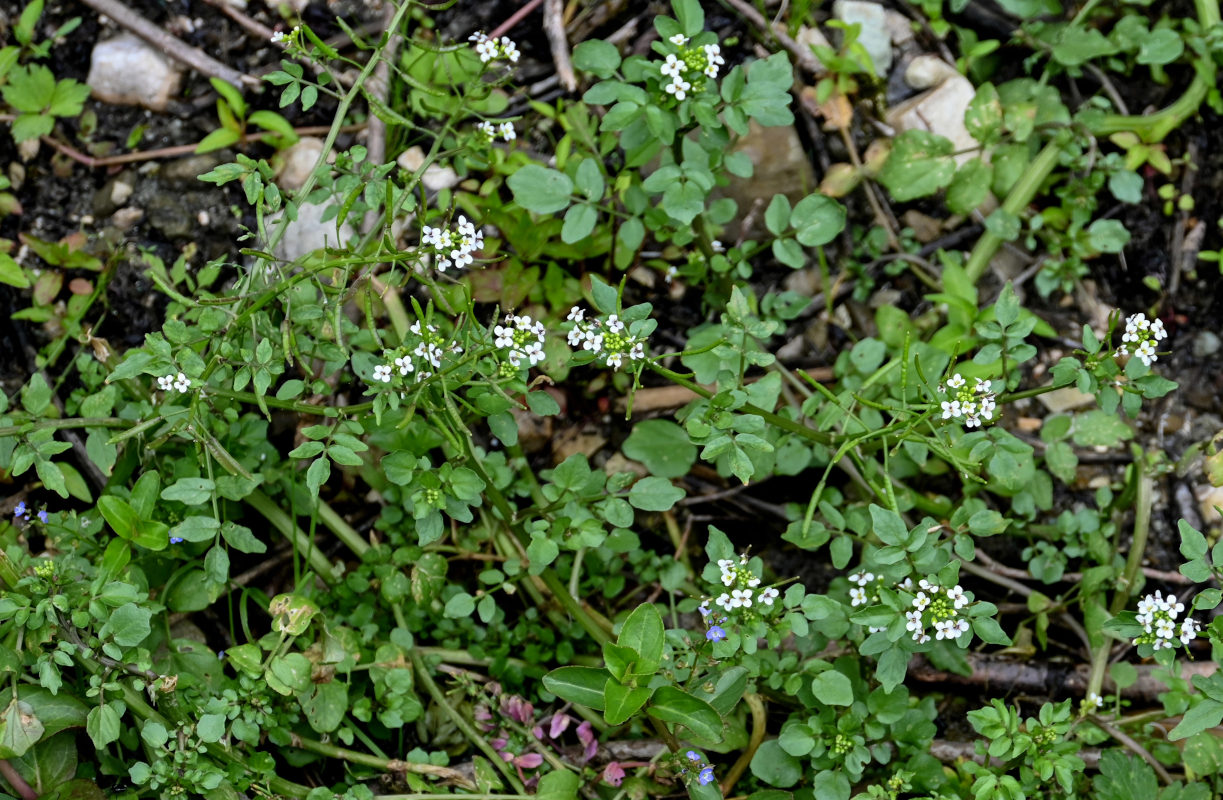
[246,489,341,583]
[316,498,369,558]
[0,417,130,437]
[409,650,526,793]
[1086,466,1154,697]
[964,141,1061,286]
[289,734,475,784]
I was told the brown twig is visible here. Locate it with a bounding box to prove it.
[1091,715,1174,784]
[78,0,256,88]
[197,0,276,43]
[544,0,578,92]
[489,0,545,40]
[717,0,823,74]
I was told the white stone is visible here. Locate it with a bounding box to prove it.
[1198,485,1223,524]
[87,34,182,112]
[269,201,356,263]
[396,145,459,192]
[1036,387,1096,414]
[275,137,324,191]
[904,55,959,90]
[110,179,133,207]
[886,73,978,164]
[883,10,916,47]
[833,0,892,77]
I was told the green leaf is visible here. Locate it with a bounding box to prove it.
[16,688,85,738]
[141,721,169,748]
[195,713,226,743]
[1087,219,1130,253]
[1180,519,1209,561]
[603,679,652,725]
[0,699,43,758]
[764,194,791,236]
[0,253,29,288]
[946,159,993,214]
[411,552,448,605]
[170,515,220,543]
[265,653,313,696]
[85,704,120,749]
[811,670,854,706]
[561,203,598,243]
[98,496,168,551]
[750,739,802,788]
[107,603,151,647]
[629,476,684,511]
[161,477,214,505]
[965,83,1002,146]
[543,667,610,711]
[508,164,574,214]
[444,592,475,618]
[622,420,697,479]
[537,768,580,800]
[878,129,956,201]
[1051,27,1118,66]
[572,40,621,78]
[790,194,846,247]
[869,504,907,546]
[1169,699,1223,741]
[617,603,665,672]
[220,522,267,554]
[195,127,242,154]
[647,686,724,742]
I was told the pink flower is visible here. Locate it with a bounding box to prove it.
[548,712,571,739]
[603,762,626,787]
[514,753,544,769]
[576,721,598,762]
[502,695,534,724]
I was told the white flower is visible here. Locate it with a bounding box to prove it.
[947,585,969,610]
[567,328,585,347]
[759,587,780,606]
[975,377,992,393]
[271,30,287,44]
[946,373,966,389]
[629,343,645,360]
[606,352,624,370]
[498,121,516,141]
[1151,318,1167,340]
[605,315,624,333]
[157,375,174,391]
[850,587,868,606]
[395,356,414,376]
[941,400,960,420]
[731,588,753,608]
[469,31,489,43]
[172,373,191,393]
[913,592,930,611]
[1180,618,1201,645]
[704,43,724,76]
[1135,340,1157,365]
[567,306,585,323]
[373,364,392,383]
[477,120,496,139]
[1085,692,1103,711]
[669,33,689,46]
[715,593,733,611]
[500,37,520,63]
[1155,618,1176,640]
[476,39,499,63]
[661,54,685,78]
[905,610,923,633]
[665,77,691,101]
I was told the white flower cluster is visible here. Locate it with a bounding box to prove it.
[847,571,879,607]
[657,34,723,102]
[939,373,997,428]
[494,314,546,369]
[565,307,647,371]
[1081,692,1103,714]
[477,120,516,143]
[156,372,192,393]
[371,320,463,386]
[421,215,483,272]
[470,31,520,64]
[708,556,779,612]
[1133,590,1199,651]
[1116,312,1167,366]
[904,579,970,644]
[270,26,299,45]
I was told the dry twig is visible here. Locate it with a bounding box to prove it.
[78,0,256,88]
[544,0,578,92]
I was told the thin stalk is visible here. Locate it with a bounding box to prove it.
[246,489,340,582]
[289,735,476,787]
[409,650,526,793]
[0,417,129,437]
[720,692,766,795]
[316,498,370,558]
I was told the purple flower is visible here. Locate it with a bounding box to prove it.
[169,536,184,544]
[706,625,727,642]
[501,695,534,724]
[603,761,625,786]
[686,750,701,762]
[37,509,48,523]
[513,753,543,769]
[576,720,598,762]
[13,502,27,519]
[548,712,571,739]
[698,766,715,786]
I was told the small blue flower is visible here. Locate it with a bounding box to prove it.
[698,766,715,786]
[218,650,226,659]
[36,510,48,523]
[169,537,184,544]
[686,750,701,762]
[706,625,727,642]
[13,501,27,519]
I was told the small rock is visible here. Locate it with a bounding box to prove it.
[17,138,39,162]
[93,172,135,217]
[901,210,942,242]
[275,137,325,191]
[268,201,357,263]
[904,54,959,90]
[160,153,222,184]
[397,146,459,191]
[1197,484,1223,525]
[604,452,648,479]
[1193,331,1220,359]
[1036,387,1096,414]
[87,34,182,112]
[886,71,977,164]
[722,121,816,239]
[883,10,916,47]
[110,207,144,231]
[833,1,892,77]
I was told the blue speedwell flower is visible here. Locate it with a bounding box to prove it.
[13,501,28,519]
[705,625,727,642]
[698,767,715,785]
[686,750,700,762]
[169,536,184,544]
